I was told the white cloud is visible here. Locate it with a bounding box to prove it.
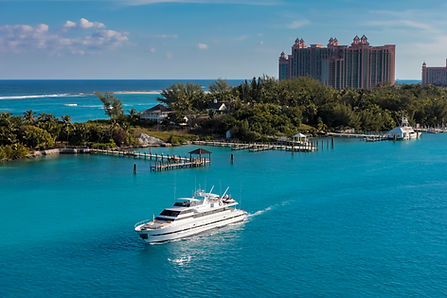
[197,42,208,50]
[80,18,105,29]
[63,20,76,29]
[0,19,128,55]
[286,19,310,29]
[236,35,248,41]
[149,47,156,53]
[259,40,264,45]
[64,18,106,30]
[166,52,173,59]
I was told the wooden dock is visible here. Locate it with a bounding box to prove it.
[364,135,389,142]
[326,132,390,142]
[150,158,211,171]
[415,127,447,134]
[326,132,384,138]
[90,148,211,172]
[192,140,318,152]
[90,148,190,162]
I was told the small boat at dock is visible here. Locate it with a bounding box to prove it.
[387,117,421,140]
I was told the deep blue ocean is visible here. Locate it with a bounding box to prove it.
[0,79,419,122]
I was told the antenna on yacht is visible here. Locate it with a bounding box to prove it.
[209,185,214,193]
[222,186,230,198]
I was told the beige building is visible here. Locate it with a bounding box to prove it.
[422,60,447,86]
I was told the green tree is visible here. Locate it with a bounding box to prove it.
[61,115,73,144]
[20,125,55,149]
[24,110,36,125]
[128,108,140,123]
[95,92,124,120]
[158,82,206,113]
[209,79,233,93]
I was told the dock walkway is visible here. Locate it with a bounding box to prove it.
[90,148,190,162]
[90,148,211,171]
[192,140,317,152]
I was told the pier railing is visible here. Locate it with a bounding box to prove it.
[89,148,211,172]
[192,140,318,152]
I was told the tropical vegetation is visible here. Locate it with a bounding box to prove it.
[160,77,447,141]
[2,77,447,160]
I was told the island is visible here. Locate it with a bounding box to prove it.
[1,77,447,161]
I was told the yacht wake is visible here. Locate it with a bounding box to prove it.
[249,200,291,218]
[168,255,191,266]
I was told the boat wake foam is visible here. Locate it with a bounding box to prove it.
[249,200,291,218]
[168,255,191,266]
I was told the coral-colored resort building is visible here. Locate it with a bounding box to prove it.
[422,60,447,86]
[279,35,395,89]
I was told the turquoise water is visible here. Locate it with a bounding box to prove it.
[0,80,244,122]
[1,135,447,296]
[0,79,418,122]
[0,93,160,122]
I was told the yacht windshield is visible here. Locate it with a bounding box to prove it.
[160,210,181,217]
[174,201,190,207]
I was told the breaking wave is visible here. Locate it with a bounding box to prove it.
[0,93,88,100]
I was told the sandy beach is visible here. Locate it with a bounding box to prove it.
[114,91,161,95]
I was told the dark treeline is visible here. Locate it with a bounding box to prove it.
[160,77,447,141]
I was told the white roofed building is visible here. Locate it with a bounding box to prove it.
[140,104,172,123]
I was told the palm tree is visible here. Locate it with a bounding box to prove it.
[129,108,140,123]
[24,110,35,125]
[61,115,73,145]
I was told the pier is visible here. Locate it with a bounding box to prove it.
[192,140,318,152]
[150,158,210,171]
[90,148,191,162]
[36,147,212,172]
[415,127,447,134]
[326,132,384,139]
[89,148,211,172]
[326,132,389,142]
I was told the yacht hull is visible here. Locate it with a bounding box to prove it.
[136,209,246,243]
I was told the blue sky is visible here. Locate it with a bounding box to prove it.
[0,0,446,79]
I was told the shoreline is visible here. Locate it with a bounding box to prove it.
[0,90,161,100]
[114,91,161,95]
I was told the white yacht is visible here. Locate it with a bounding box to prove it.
[387,117,421,140]
[135,187,247,243]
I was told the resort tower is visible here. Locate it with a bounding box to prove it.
[279,35,395,89]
